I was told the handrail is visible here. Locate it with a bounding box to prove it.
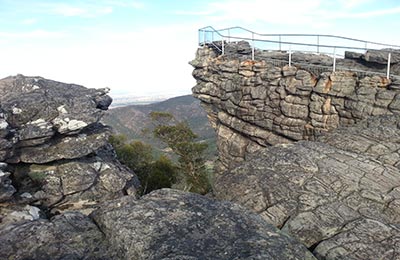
[198,26,400,79]
[199,26,400,49]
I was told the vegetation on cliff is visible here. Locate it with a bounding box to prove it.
[110,111,211,195]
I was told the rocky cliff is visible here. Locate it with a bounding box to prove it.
[0,75,140,218]
[0,75,315,260]
[191,42,400,259]
[191,42,400,170]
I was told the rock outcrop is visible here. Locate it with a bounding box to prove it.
[1,189,316,260]
[0,75,139,219]
[0,75,319,260]
[191,42,400,170]
[0,212,109,260]
[213,115,400,260]
[192,43,400,259]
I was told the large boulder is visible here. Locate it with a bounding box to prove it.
[214,115,400,259]
[0,189,317,260]
[91,189,316,260]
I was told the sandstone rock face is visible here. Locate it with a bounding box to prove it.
[0,75,139,217]
[91,189,316,260]
[213,115,400,260]
[191,43,400,170]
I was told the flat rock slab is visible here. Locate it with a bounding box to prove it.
[91,189,316,260]
[214,138,400,259]
[317,114,400,168]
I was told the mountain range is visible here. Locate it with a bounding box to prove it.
[102,95,217,157]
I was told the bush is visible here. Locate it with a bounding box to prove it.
[110,136,177,195]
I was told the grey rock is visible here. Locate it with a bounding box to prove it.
[317,114,400,168]
[0,75,139,214]
[0,168,15,202]
[344,51,363,60]
[364,49,400,64]
[14,123,110,164]
[0,204,41,229]
[0,212,109,260]
[12,148,138,214]
[0,75,106,135]
[91,189,316,260]
[214,115,400,260]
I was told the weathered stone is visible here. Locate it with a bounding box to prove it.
[15,124,110,164]
[0,75,139,217]
[318,115,400,168]
[214,133,400,259]
[0,168,15,202]
[91,189,316,260]
[0,204,41,228]
[280,100,308,120]
[364,49,400,64]
[344,51,363,60]
[0,212,109,260]
[12,148,137,214]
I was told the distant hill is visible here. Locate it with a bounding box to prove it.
[102,95,217,157]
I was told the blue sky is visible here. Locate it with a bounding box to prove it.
[0,0,399,97]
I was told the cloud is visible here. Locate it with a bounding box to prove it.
[185,0,399,28]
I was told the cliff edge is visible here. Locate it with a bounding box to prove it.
[191,42,400,170]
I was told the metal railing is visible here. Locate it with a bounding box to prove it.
[198,26,400,79]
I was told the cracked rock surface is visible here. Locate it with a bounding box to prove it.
[214,115,400,260]
[91,189,316,260]
[0,212,109,260]
[0,189,316,260]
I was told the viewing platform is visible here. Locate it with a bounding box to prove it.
[198,26,400,80]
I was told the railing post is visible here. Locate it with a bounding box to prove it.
[222,37,225,55]
[317,35,320,54]
[365,41,368,50]
[198,30,201,46]
[203,30,206,46]
[387,52,391,79]
[279,35,281,51]
[251,32,255,60]
[289,45,292,67]
[333,47,336,72]
[228,29,230,43]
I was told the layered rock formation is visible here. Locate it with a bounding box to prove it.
[192,43,400,259]
[191,42,400,170]
[0,75,139,220]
